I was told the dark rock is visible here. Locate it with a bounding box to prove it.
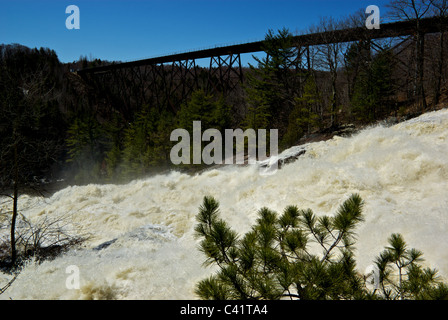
[93,239,117,251]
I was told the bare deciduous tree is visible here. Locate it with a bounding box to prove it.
[387,0,433,111]
[0,46,65,267]
[429,0,448,105]
[311,17,348,128]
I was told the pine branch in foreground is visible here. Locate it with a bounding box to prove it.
[194,194,448,300]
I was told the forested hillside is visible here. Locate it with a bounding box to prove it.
[1,4,448,189]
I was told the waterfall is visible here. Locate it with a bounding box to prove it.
[1,108,448,299]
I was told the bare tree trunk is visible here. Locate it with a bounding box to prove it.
[386,0,432,111]
[330,74,337,128]
[416,31,427,111]
[10,137,19,266]
[434,30,444,106]
[433,0,447,107]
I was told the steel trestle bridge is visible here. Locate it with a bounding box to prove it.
[74,16,447,117]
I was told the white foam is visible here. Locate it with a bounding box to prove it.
[1,108,448,299]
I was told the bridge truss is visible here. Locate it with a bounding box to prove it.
[75,16,447,120]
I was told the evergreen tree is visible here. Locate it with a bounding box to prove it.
[66,114,106,183]
[350,48,395,123]
[370,49,395,117]
[102,114,125,180]
[121,105,159,178]
[195,194,366,300]
[151,110,177,164]
[282,75,321,147]
[344,41,372,101]
[194,195,448,300]
[375,233,448,300]
[177,89,231,132]
[0,45,65,265]
[120,105,178,178]
[244,28,298,133]
[175,89,231,166]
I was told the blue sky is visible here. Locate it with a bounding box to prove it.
[0,0,391,65]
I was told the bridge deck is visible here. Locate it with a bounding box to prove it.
[78,16,447,75]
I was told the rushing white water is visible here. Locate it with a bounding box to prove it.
[1,108,448,300]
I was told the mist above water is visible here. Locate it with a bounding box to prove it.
[1,108,448,300]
